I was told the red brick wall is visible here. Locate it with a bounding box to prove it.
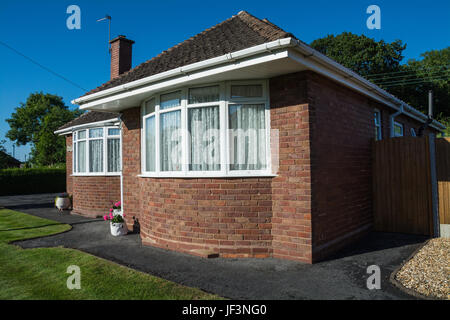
[139,178,273,258]
[121,107,141,231]
[269,72,313,262]
[71,176,121,218]
[306,72,373,261]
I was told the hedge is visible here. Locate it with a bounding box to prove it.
[0,168,66,196]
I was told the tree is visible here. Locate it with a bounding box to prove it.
[387,47,449,120]
[6,92,82,166]
[0,139,8,169]
[310,34,449,127]
[310,32,406,77]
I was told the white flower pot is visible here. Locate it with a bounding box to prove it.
[110,222,127,236]
[55,197,70,210]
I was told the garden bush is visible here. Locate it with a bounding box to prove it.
[0,167,66,195]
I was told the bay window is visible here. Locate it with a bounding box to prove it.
[72,126,121,175]
[141,80,272,177]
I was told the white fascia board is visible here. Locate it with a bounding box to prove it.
[72,38,294,105]
[290,40,445,131]
[77,50,290,110]
[54,117,120,135]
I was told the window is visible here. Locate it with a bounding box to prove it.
[72,127,121,175]
[374,109,382,140]
[393,121,404,137]
[410,128,417,137]
[141,81,271,177]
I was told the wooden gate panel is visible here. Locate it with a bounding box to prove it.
[373,137,433,235]
[436,138,450,225]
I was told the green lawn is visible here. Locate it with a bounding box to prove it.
[0,208,220,300]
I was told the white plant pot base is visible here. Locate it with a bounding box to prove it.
[110,222,127,236]
[55,197,70,210]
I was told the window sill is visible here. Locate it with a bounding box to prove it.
[137,173,278,179]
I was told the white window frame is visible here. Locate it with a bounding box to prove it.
[140,80,274,178]
[393,121,404,137]
[374,109,382,141]
[72,126,121,176]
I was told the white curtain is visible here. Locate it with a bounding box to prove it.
[89,128,103,138]
[89,139,103,172]
[160,91,181,110]
[189,86,219,104]
[229,104,266,170]
[160,110,181,171]
[77,141,86,172]
[189,106,220,171]
[107,138,120,172]
[145,116,156,171]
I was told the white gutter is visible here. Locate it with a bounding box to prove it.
[54,117,120,135]
[72,38,293,105]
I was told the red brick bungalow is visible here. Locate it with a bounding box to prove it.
[56,11,444,263]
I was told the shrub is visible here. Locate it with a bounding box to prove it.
[0,167,66,195]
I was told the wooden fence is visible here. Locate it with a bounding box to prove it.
[436,138,450,225]
[373,137,434,235]
[373,136,450,236]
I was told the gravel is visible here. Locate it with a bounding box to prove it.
[395,238,449,299]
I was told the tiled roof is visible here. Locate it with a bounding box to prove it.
[81,11,295,97]
[57,111,119,131]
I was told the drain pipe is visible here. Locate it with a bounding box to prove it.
[390,105,404,137]
[118,114,124,216]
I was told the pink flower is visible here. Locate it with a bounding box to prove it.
[109,212,113,219]
[110,208,113,213]
[103,215,107,221]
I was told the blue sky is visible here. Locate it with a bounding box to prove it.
[0,0,449,161]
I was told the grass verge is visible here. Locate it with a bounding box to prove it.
[0,208,220,300]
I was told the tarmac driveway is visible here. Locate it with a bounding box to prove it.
[0,193,427,300]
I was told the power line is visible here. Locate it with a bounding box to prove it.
[369,70,450,82]
[0,40,88,92]
[376,74,449,85]
[366,64,450,78]
[379,76,449,87]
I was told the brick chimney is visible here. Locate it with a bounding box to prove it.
[109,35,135,80]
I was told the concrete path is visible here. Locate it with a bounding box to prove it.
[0,193,427,300]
